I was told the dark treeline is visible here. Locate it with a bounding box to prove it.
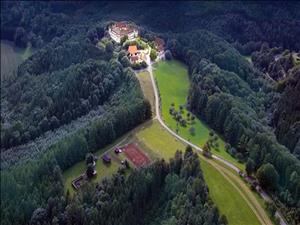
[2,1,300,51]
[83,1,300,51]
[1,16,112,149]
[1,81,151,224]
[166,30,300,223]
[29,148,225,225]
[0,1,88,47]
[251,45,295,81]
[249,44,300,156]
[1,58,120,149]
[273,68,300,158]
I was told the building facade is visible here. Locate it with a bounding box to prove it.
[108,22,138,43]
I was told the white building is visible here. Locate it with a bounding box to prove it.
[108,22,138,43]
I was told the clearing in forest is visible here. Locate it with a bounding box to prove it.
[134,120,261,225]
[153,60,244,170]
[121,143,151,168]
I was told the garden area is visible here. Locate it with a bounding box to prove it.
[63,139,132,194]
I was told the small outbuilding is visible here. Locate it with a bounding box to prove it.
[128,45,142,64]
[102,154,111,164]
[115,148,122,154]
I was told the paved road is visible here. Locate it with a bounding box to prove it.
[145,55,287,225]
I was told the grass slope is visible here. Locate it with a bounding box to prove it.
[137,71,156,115]
[62,119,262,225]
[135,120,260,225]
[153,60,244,170]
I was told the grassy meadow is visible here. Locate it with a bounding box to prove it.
[62,60,264,225]
[62,119,261,225]
[153,60,244,170]
[134,120,261,225]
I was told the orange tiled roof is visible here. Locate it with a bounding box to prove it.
[115,22,127,28]
[128,45,138,54]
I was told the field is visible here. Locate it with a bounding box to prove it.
[153,60,244,170]
[1,40,34,81]
[137,71,156,115]
[134,120,261,225]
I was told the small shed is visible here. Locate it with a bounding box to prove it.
[102,154,111,163]
[115,148,122,154]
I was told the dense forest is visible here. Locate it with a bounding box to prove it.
[1,1,300,225]
[29,148,225,225]
[273,66,300,157]
[1,81,151,224]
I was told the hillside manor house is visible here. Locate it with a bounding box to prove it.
[108,22,138,43]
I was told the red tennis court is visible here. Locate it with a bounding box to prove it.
[122,143,151,168]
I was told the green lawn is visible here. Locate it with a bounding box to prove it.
[153,60,244,170]
[201,159,260,225]
[63,137,130,195]
[62,118,261,225]
[135,120,186,160]
[135,120,260,225]
[63,156,120,195]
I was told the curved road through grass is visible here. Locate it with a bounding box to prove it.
[146,56,273,225]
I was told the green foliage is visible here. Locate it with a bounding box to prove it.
[86,163,95,178]
[171,30,300,209]
[120,35,128,45]
[28,149,222,225]
[2,58,121,149]
[131,61,148,70]
[245,158,255,176]
[154,60,243,169]
[85,153,95,165]
[265,201,277,218]
[165,49,173,60]
[150,48,157,61]
[273,68,300,156]
[124,38,148,50]
[256,163,279,191]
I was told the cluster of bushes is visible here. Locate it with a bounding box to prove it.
[150,48,157,61]
[131,61,148,70]
[167,30,300,223]
[29,147,226,225]
[169,103,196,132]
[123,38,148,50]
